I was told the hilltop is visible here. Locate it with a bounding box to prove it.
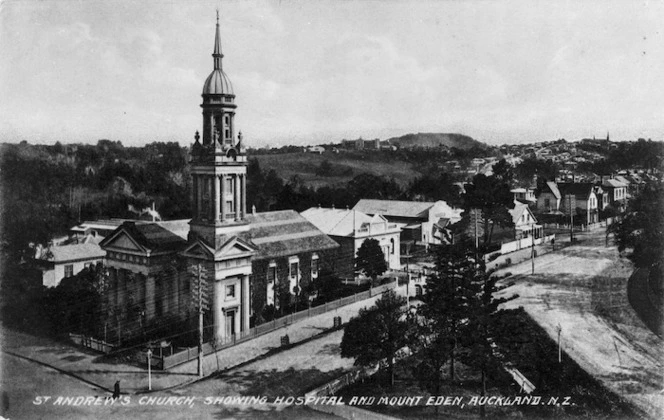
[387,132,486,150]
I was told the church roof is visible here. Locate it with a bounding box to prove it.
[99,220,189,254]
[244,210,339,260]
[202,70,233,95]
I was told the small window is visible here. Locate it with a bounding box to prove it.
[64,264,74,278]
[311,256,319,278]
[267,265,277,283]
[290,262,299,280]
[226,284,235,299]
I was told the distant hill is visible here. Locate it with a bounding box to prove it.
[387,132,486,150]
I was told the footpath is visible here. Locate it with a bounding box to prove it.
[1,284,406,396]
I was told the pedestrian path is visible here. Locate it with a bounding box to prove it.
[0,285,405,395]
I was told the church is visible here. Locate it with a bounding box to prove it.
[98,15,338,346]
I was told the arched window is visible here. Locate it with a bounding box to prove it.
[390,238,395,254]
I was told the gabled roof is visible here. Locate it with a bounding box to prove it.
[301,208,393,237]
[508,200,537,225]
[243,210,338,260]
[353,199,435,219]
[45,243,105,263]
[539,181,561,200]
[558,182,595,199]
[434,217,451,230]
[602,178,628,188]
[99,220,189,254]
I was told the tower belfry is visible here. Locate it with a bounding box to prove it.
[189,12,249,248]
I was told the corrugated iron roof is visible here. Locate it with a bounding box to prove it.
[244,210,338,260]
[47,243,105,263]
[301,207,375,237]
[353,199,434,219]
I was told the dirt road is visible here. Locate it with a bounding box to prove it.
[496,228,663,419]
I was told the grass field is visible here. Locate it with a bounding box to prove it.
[253,152,421,188]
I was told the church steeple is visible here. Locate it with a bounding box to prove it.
[189,12,249,248]
[213,10,224,70]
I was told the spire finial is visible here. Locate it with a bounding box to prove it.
[213,11,224,70]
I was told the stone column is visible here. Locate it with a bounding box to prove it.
[145,274,155,321]
[192,176,199,219]
[242,275,250,331]
[234,174,241,221]
[241,174,247,219]
[213,278,224,343]
[196,176,202,220]
[220,174,226,221]
[214,175,221,223]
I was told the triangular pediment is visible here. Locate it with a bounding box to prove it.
[103,231,144,252]
[181,240,214,259]
[215,236,257,258]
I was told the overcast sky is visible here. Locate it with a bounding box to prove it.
[1,0,662,147]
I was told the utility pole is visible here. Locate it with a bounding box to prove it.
[531,225,535,274]
[190,263,209,378]
[404,244,412,307]
[473,208,479,250]
[569,195,574,243]
[556,324,562,363]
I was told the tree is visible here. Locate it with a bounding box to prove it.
[457,255,517,418]
[612,181,664,268]
[340,289,411,386]
[463,164,515,247]
[407,170,462,206]
[415,244,474,395]
[41,263,110,337]
[611,181,664,288]
[355,238,388,284]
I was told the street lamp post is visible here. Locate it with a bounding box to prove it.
[146,349,153,391]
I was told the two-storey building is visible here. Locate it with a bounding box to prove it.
[301,207,401,280]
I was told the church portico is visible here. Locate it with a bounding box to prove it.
[210,273,250,344]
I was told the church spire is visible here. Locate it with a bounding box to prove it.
[213,10,224,70]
